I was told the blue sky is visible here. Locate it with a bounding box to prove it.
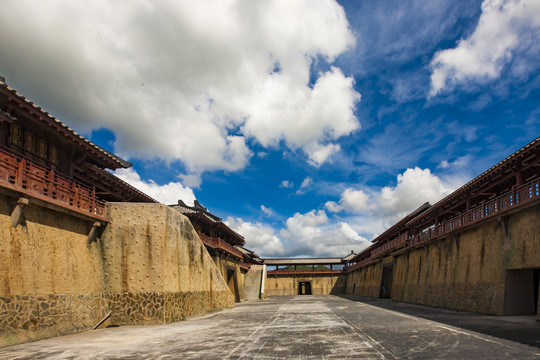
[1,0,539,257]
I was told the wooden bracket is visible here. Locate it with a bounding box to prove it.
[88,222,101,243]
[11,197,29,227]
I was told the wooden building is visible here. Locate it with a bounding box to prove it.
[0,79,156,225]
[344,136,540,317]
[263,253,355,296]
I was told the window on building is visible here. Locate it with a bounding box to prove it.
[9,123,22,149]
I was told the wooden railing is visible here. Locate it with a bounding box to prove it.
[198,232,245,260]
[0,146,106,220]
[344,178,540,273]
[267,269,342,276]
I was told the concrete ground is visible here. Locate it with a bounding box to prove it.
[1,295,539,359]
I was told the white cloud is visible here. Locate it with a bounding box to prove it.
[225,217,285,257]
[430,0,540,95]
[114,168,196,205]
[438,160,450,169]
[296,176,313,194]
[338,222,364,242]
[437,155,471,170]
[306,143,341,167]
[231,166,456,257]
[279,180,294,189]
[279,209,370,257]
[0,0,359,181]
[260,205,273,217]
[326,188,371,213]
[377,167,453,223]
[325,167,458,240]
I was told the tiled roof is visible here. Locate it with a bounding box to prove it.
[0,80,131,170]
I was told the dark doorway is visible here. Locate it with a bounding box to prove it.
[504,269,539,315]
[298,281,312,295]
[226,267,240,303]
[380,264,394,298]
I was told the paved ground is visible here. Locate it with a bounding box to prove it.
[1,295,539,359]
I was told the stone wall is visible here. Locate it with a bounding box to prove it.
[344,204,540,317]
[265,274,345,297]
[0,200,234,347]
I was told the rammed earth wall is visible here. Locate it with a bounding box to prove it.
[345,204,540,318]
[0,200,234,347]
[265,274,346,296]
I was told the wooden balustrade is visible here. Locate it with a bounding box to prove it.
[0,146,106,220]
[198,232,245,259]
[345,178,540,273]
[267,269,342,276]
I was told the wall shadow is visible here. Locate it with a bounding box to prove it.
[337,295,540,349]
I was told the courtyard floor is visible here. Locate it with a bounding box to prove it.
[1,295,539,359]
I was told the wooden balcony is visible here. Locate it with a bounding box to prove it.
[267,269,343,276]
[0,146,106,221]
[198,232,245,260]
[344,177,540,273]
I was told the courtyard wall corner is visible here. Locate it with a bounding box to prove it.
[0,201,234,347]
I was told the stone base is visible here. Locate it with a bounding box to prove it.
[0,290,234,347]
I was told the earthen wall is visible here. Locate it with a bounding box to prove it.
[0,200,234,347]
[344,204,540,317]
[265,274,345,297]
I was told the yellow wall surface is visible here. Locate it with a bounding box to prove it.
[265,274,345,296]
[0,194,106,345]
[211,255,246,301]
[344,204,540,317]
[101,203,235,325]
[0,200,234,347]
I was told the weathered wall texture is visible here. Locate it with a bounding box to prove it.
[345,263,383,298]
[265,275,346,297]
[345,204,540,317]
[0,200,234,347]
[101,203,235,325]
[211,255,246,301]
[0,194,107,346]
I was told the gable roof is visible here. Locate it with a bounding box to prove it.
[0,80,131,170]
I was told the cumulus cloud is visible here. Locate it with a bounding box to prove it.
[0,0,359,184]
[377,167,453,223]
[306,143,341,167]
[225,217,285,257]
[230,166,454,257]
[430,0,540,95]
[279,210,370,257]
[326,188,371,213]
[324,167,457,239]
[114,168,196,205]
